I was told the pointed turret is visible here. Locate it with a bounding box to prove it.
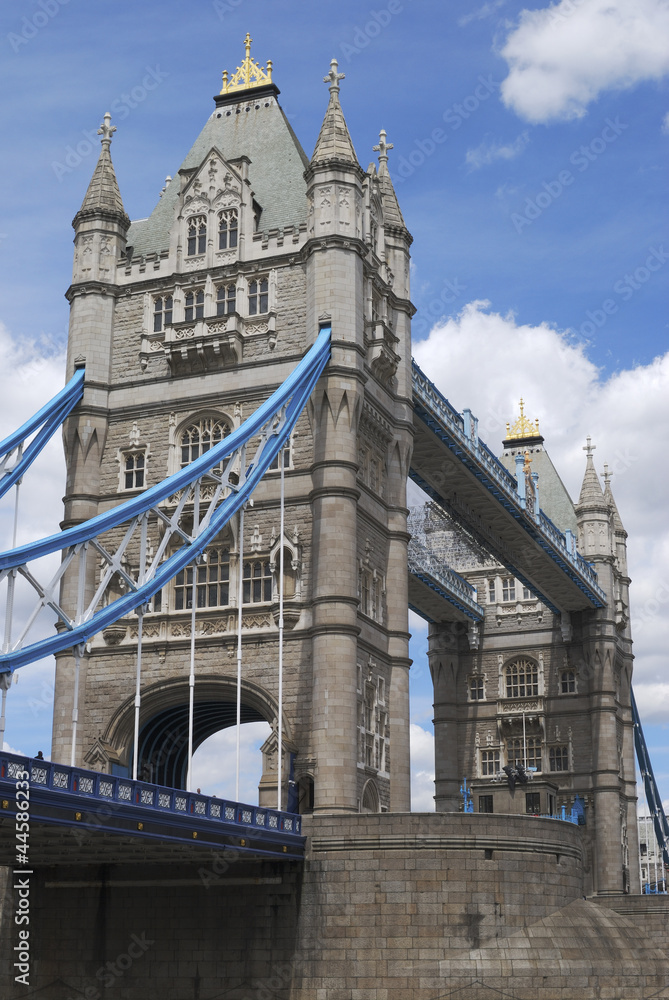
[70,114,130,290]
[575,437,613,562]
[373,130,407,231]
[577,436,607,508]
[602,464,626,536]
[603,464,629,589]
[73,113,130,229]
[311,59,359,167]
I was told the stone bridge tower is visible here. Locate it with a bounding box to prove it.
[52,40,414,815]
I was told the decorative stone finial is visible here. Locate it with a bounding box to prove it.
[324,57,345,95]
[373,129,393,164]
[583,436,596,458]
[97,112,116,148]
[505,398,540,440]
[220,33,273,95]
[602,462,611,487]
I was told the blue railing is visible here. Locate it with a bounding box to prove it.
[0,751,302,838]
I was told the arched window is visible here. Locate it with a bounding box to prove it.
[243,560,272,604]
[187,215,207,256]
[180,417,231,476]
[216,284,236,316]
[218,209,238,250]
[504,658,538,698]
[248,277,268,315]
[361,779,380,813]
[184,289,204,322]
[297,775,314,815]
[153,295,173,332]
[507,735,542,771]
[174,547,231,611]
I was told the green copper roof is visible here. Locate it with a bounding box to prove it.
[127,97,310,257]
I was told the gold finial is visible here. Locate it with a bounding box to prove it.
[220,34,273,95]
[505,398,540,440]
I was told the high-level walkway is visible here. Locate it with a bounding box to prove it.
[408,360,606,619]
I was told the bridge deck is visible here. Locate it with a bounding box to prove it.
[0,752,304,865]
[411,361,606,615]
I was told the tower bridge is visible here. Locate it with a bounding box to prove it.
[1,38,668,1000]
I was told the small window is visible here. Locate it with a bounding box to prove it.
[525,791,541,814]
[480,749,500,776]
[218,209,238,250]
[549,746,569,772]
[479,795,493,814]
[243,560,272,604]
[184,290,204,322]
[216,284,236,316]
[522,586,532,600]
[505,659,538,698]
[561,670,576,694]
[153,295,173,332]
[488,579,496,603]
[269,443,291,471]
[187,215,206,256]
[469,676,484,701]
[123,451,145,490]
[502,577,516,602]
[248,277,269,315]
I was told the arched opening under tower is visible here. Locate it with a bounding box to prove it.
[135,699,267,790]
[105,676,290,805]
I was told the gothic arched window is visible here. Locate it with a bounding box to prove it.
[184,289,204,322]
[187,215,207,256]
[153,295,173,332]
[218,209,238,250]
[248,277,268,315]
[174,546,231,611]
[180,417,231,472]
[216,284,236,316]
[504,659,538,698]
[243,560,272,604]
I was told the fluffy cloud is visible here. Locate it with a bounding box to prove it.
[413,301,669,723]
[190,721,272,803]
[499,0,669,123]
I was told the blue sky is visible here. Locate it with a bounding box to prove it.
[0,0,668,820]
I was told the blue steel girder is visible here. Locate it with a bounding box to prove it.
[631,688,669,869]
[0,368,85,500]
[0,327,331,671]
[410,362,606,615]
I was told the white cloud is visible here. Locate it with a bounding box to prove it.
[190,721,272,803]
[466,131,531,169]
[499,0,669,123]
[413,300,669,722]
[410,723,436,811]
